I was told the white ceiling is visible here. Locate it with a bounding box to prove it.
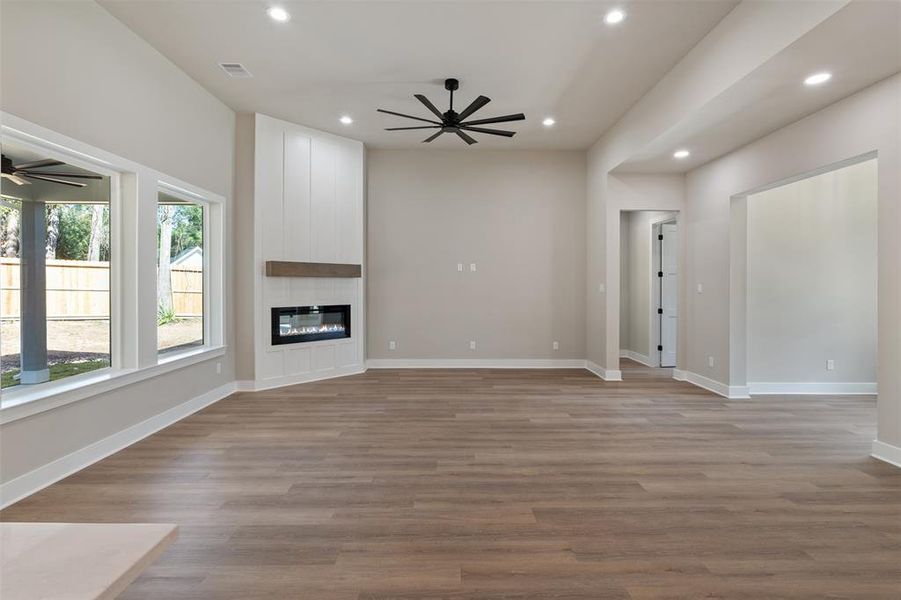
[617,0,901,173]
[99,0,738,150]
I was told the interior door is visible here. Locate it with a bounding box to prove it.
[659,223,678,367]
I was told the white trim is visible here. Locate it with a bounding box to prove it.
[238,365,367,392]
[585,360,623,382]
[619,350,654,367]
[871,440,901,469]
[673,369,750,399]
[0,346,226,424]
[0,382,236,509]
[748,382,877,395]
[366,359,586,370]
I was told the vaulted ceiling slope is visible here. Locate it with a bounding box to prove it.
[99,0,738,150]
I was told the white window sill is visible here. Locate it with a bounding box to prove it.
[0,345,226,425]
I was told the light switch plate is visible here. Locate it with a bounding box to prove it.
[708,356,715,368]
[827,359,835,371]
[553,341,559,351]
[469,263,477,272]
[697,283,704,294]
[457,263,463,272]
[598,283,606,293]
[389,341,397,351]
[469,340,477,350]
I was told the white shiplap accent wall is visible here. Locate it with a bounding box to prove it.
[252,114,365,388]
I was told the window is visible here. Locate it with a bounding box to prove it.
[1,148,111,389]
[1,115,226,417]
[157,191,205,354]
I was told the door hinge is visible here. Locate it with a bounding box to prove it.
[658,234,663,240]
[657,345,663,351]
[657,308,663,314]
[657,271,663,278]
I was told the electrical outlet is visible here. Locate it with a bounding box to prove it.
[826,359,835,371]
[598,283,606,293]
[457,263,463,272]
[697,283,704,294]
[469,340,477,350]
[216,362,221,375]
[389,341,397,351]
[553,341,559,351]
[708,356,715,368]
[469,263,477,272]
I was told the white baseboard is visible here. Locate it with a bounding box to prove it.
[585,360,623,382]
[0,382,236,509]
[237,364,367,392]
[748,382,877,395]
[871,440,901,469]
[366,359,586,369]
[619,349,655,367]
[673,369,749,399]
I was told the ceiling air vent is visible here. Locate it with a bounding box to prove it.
[219,62,252,78]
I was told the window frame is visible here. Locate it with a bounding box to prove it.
[156,181,224,360]
[0,112,227,424]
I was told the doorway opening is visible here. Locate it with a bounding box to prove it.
[619,210,679,379]
[729,154,878,398]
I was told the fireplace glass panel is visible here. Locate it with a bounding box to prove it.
[271,305,350,345]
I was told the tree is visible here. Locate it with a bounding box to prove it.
[157,205,176,315]
[87,204,104,262]
[45,205,60,259]
[3,207,18,258]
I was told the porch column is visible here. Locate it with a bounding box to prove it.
[19,199,49,384]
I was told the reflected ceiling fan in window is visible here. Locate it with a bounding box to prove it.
[1,155,102,188]
[378,78,525,145]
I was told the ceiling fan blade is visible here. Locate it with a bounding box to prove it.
[23,174,87,188]
[1,173,30,185]
[422,130,445,143]
[414,94,445,120]
[461,113,526,126]
[385,126,441,131]
[377,108,441,125]
[456,95,491,121]
[18,171,103,179]
[13,159,64,170]
[454,129,478,145]
[461,126,515,137]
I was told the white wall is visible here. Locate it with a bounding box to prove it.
[747,159,877,388]
[684,74,900,451]
[367,150,586,362]
[0,1,236,486]
[248,114,366,387]
[586,1,845,374]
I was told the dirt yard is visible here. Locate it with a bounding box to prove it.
[1,318,203,371]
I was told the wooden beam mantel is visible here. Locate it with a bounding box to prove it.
[265,261,361,278]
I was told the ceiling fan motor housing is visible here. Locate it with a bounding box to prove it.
[377,77,525,144]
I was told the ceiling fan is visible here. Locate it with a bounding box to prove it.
[1,155,103,188]
[378,78,525,145]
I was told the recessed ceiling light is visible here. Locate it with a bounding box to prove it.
[673,149,690,159]
[266,6,290,22]
[542,117,556,127]
[339,115,353,125]
[804,72,832,86]
[604,9,626,25]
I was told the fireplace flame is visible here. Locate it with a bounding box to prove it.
[279,324,346,336]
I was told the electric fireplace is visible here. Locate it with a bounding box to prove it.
[271,305,351,345]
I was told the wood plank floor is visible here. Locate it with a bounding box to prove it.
[2,366,899,599]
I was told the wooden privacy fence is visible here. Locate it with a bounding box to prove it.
[0,258,202,319]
